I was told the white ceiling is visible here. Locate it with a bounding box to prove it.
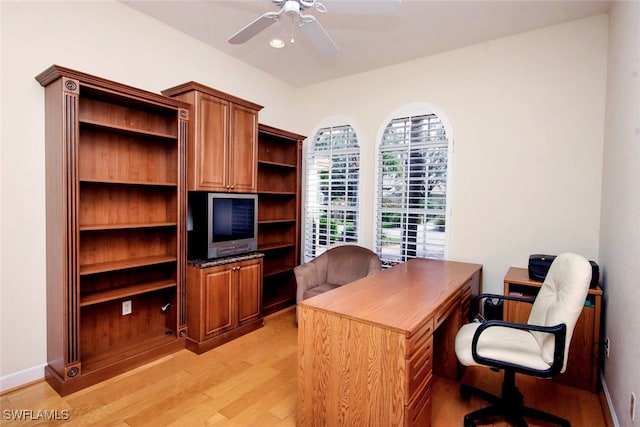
[121,0,610,87]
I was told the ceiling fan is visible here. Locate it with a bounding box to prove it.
[228,0,401,56]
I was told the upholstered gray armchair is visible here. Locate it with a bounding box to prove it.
[295,245,382,304]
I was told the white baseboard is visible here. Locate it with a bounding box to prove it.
[0,364,45,394]
[601,370,620,427]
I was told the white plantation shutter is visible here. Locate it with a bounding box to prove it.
[376,114,449,265]
[304,125,360,261]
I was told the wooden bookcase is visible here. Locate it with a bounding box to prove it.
[257,124,305,315]
[36,65,189,395]
[503,267,602,392]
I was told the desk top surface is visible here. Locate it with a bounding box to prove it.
[298,258,482,335]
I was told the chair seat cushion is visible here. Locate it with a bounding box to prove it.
[303,283,341,300]
[455,322,551,372]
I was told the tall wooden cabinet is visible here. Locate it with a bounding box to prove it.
[257,124,305,315]
[162,82,263,193]
[36,65,189,395]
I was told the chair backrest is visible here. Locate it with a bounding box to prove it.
[527,252,592,371]
[325,245,382,285]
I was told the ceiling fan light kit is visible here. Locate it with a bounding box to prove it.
[269,38,286,48]
[228,0,401,56]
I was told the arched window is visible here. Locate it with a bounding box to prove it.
[376,113,449,264]
[304,125,360,261]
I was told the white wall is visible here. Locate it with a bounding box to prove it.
[0,0,299,390]
[599,2,640,426]
[296,15,608,295]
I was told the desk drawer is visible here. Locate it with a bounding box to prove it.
[460,279,473,319]
[406,318,433,356]
[405,373,432,427]
[434,291,459,329]
[406,334,433,402]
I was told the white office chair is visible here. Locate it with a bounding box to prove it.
[455,252,592,427]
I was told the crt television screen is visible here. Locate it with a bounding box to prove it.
[211,198,255,242]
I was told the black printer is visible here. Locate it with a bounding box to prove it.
[528,254,599,287]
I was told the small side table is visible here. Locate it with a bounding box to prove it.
[503,267,602,392]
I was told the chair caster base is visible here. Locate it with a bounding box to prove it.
[459,376,570,427]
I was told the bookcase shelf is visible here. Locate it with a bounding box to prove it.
[80,222,177,231]
[80,119,178,140]
[257,159,297,169]
[79,178,178,187]
[79,255,178,276]
[80,279,176,306]
[81,333,179,375]
[258,219,296,225]
[259,242,296,252]
[257,124,305,315]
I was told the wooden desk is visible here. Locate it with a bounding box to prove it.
[297,258,482,426]
[503,267,602,392]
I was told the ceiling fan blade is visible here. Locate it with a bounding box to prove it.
[322,0,401,15]
[299,15,338,56]
[228,11,280,45]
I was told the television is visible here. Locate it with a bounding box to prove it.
[188,192,258,260]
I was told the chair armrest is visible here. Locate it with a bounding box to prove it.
[470,320,567,378]
[468,293,536,321]
[294,261,320,303]
[366,256,382,276]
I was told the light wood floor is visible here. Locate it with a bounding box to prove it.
[1,307,606,426]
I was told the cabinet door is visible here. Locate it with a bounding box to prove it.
[196,94,229,191]
[228,104,258,193]
[563,307,596,390]
[203,267,235,337]
[504,300,532,324]
[237,261,262,325]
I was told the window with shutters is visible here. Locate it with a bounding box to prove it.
[376,113,449,265]
[304,125,360,261]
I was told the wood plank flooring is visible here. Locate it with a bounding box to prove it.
[1,307,606,426]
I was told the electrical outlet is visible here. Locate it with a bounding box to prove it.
[122,300,132,315]
[604,337,610,358]
[631,392,637,422]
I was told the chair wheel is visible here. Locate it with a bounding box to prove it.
[460,384,472,400]
[463,415,476,427]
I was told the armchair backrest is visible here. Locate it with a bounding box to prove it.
[527,252,591,371]
[324,245,382,285]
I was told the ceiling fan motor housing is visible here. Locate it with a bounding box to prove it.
[284,1,301,16]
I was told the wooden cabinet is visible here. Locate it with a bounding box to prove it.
[162,82,263,193]
[36,65,189,395]
[186,256,264,353]
[503,267,602,392]
[257,124,305,315]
